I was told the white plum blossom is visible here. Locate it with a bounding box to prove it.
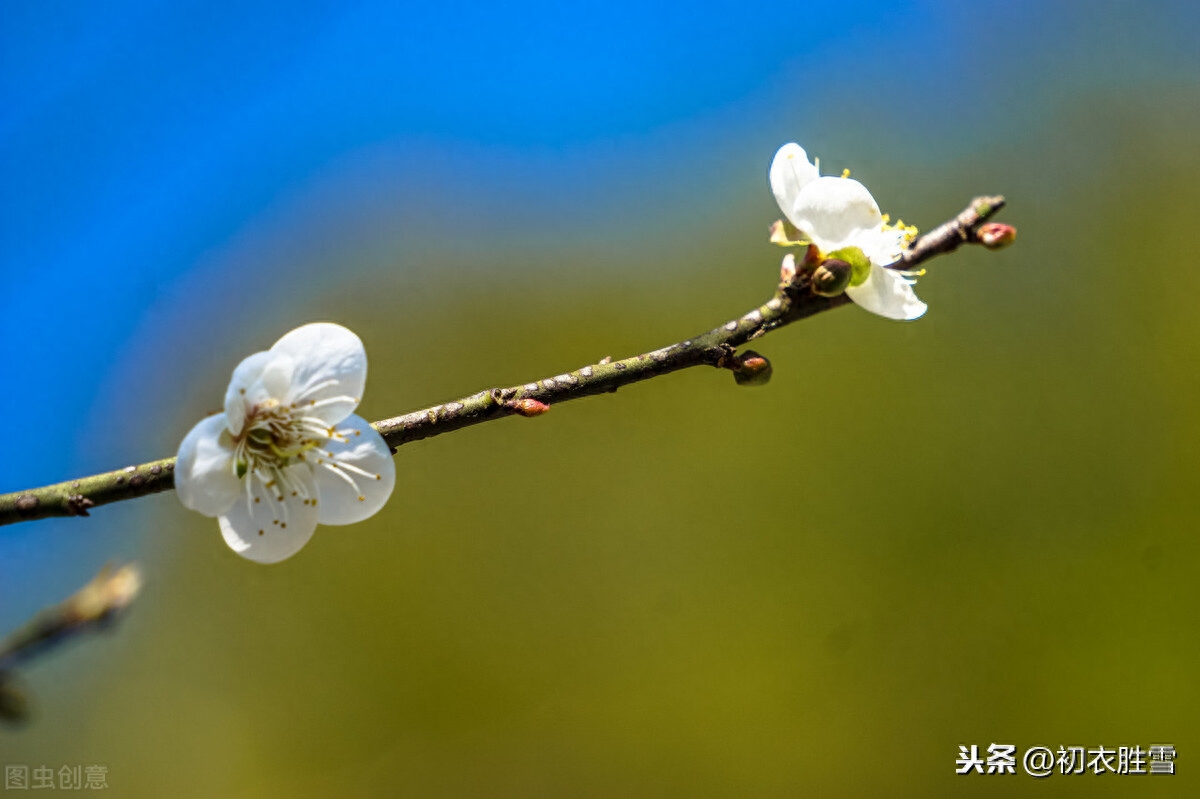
[176,322,396,563]
[769,142,926,320]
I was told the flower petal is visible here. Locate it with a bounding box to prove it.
[855,226,908,268]
[312,414,396,526]
[218,464,320,563]
[790,176,884,253]
[176,413,240,517]
[769,143,820,223]
[270,323,367,425]
[223,351,292,436]
[845,263,928,321]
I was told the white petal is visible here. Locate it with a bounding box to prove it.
[218,465,320,563]
[270,323,367,425]
[769,143,820,223]
[260,356,296,399]
[790,176,884,253]
[845,263,928,321]
[312,414,396,526]
[223,351,276,436]
[856,226,908,268]
[175,413,240,517]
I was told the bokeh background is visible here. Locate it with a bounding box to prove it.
[2,1,1199,795]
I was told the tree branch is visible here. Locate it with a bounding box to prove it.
[0,562,142,724]
[0,196,1008,526]
[894,195,1007,267]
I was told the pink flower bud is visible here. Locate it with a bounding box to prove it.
[780,253,798,283]
[977,222,1016,250]
[508,398,551,417]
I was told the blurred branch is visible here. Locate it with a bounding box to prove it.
[0,562,142,724]
[0,196,1010,526]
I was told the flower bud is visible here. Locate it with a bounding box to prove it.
[779,253,797,283]
[508,398,551,417]
[977,222,1016,250]
[731,351,772,386]
[811,258,853,297]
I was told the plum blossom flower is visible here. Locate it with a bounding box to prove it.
[176,322,396,563]
[769,142,926,320]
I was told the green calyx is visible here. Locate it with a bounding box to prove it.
[826,246,872,287]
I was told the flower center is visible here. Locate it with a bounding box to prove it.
[229,380,382,528]
[237,398,318,470]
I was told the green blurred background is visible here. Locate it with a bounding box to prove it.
[3,1,1199,796]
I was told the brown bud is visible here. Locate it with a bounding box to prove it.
[731,351,772,386]
[508,398,551,417]
[811,258,853,297]
[977,222,1017,250]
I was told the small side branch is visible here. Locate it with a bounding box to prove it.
[0,563,142,724]
[0,195,1008,526]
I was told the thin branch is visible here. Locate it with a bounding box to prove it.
[0,563,142,669]
[0,562,142,724]
[894,195,1007,267]
[0,196,1008,526]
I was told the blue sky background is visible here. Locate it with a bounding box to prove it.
[10,0,1199,485]
[4,2,1200,794]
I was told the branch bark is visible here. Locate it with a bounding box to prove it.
[0,195,1007,526]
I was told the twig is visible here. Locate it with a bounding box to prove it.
[0,563,142,724]
[0,196,1009,526]
[0,563,142,669]
[894,195,1007,267]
